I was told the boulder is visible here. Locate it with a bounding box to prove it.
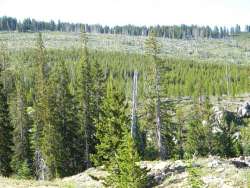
[62,167,108,188]
[231,156,250,168]
[237,102,250,118]
[140,160,186,187]
[140,161,171,187]
[207,156,222,168]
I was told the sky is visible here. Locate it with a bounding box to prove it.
[0,0,250,27]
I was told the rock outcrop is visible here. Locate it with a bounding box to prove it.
[140,160,186,187]
[62,166,108,188]
[230,156,250,168]
[60,158,250,188]
[237,102,250,118]
[62,161,187,188]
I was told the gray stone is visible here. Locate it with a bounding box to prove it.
[237,102,250,118]
[231,157,250,168]
[208,159,222,168]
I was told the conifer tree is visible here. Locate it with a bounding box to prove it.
[176,108,185,159]
[41,114,58,179]
[11,71,32,178]
[48,60,80,177]
[32,33,50,180]
[106,129,148,188]
[0,42,13,177]
[92,76,130,167]
[92,57,106,128]
[214,113,243,157]
[145,31,168,159]
[78,29,94,169]
[185,101,211,157]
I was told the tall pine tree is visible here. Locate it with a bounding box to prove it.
[77,30,95,169]
[48,60,80,177]
[145,31,168,159]
[0,41,13,176]
[32,33,50,180]
[11,70,32,178]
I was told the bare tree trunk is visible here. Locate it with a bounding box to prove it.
[131,71,138,139]
[155,64,166,160]
[34,149,48,180]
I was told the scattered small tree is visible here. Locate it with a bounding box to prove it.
[106,129,148,188]
[16,160,32,179]
[187,160,204,188]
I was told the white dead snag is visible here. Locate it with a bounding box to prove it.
[34,149,48,180]
[131,71,138,139]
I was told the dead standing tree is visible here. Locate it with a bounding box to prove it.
[131,71,138,139]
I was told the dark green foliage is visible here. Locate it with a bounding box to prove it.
[11,72,32,176]
[185,101,212,157]
[160,102,176,159]
[91,78,130,167]
[48,60,81,177]
[0,16,234,39]
[175,108,186,159]
[16,160,32,179]
[33,33,49,150]
[185,98,244,158]
[1,31,250,182]
[77,30,96,169]
[213,115,243,157]
[106,129,148,188]
[145,32,168,160]
[185,118,210,157]
[32,33,51,180]
[0,44,13,176]
[91,57,106,126]
[0,81,13,177]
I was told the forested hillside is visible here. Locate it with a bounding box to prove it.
[0,30,250,188]
[0,16,247,38]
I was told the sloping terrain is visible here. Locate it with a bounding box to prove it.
[1,32,250,64]
[1,157,249,188]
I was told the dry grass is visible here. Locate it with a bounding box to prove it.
[0,176,76,188]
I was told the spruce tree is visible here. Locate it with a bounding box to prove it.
[185,101,211,157]
[91,76,130,167]
[106,129,148,188]
[32,33,50,180]
[48,60,80,177]
[11,71,32,178]
[78,30,94,169]
[145,31,168,159]
[0,42,13,177]
[92,57,106,128]
[176,108,185,159]
[214,113,243,157]
[16,160,31,179]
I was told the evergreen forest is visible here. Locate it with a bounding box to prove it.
[0,28,250,187]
